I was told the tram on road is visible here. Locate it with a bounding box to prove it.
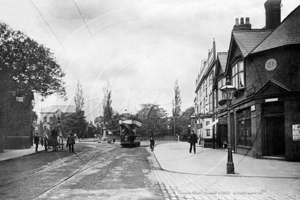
[119,119,142,147]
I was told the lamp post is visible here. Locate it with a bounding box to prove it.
[220,78,236,174]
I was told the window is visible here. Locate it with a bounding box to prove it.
[232,61,244,89]
[218,77,226,101]
[209,93,213,111]
[206,129,211,137]
[206,121,210,126]
[49,117,53,123]
[209,72,213,85]
[237,109,252,147]
[43,116,47,122]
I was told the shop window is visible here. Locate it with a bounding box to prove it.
[232,61,244,90]
[237,109,252,147]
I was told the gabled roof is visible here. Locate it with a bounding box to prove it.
[41,105,76,113]
[217,52,228,74]
[254,79,291,97]
[252,6,300,53]
[233,29,272,57]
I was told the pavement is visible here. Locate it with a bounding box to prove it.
[153,142,300,178]
[1,141,300,178]
[0,144,44,162]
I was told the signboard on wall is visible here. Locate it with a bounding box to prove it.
[292,125,300,141]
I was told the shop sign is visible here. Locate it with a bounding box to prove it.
[292,125,300,141]
[265,58,277,71]
[265,98,278,102]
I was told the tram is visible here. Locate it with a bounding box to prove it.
[119,119,142,147]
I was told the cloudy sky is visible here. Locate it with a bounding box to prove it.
[0,0,299,122]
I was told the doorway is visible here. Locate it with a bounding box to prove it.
[264,116,285,156]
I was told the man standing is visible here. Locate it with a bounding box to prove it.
[34,133,39,152]
[189,131,198,154]
[67,133,76,153]
[150,137,155,151]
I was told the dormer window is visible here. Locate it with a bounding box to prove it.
[232,61,244,90]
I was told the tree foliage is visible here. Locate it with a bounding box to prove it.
[74,80,84,113]
[102,82,113,125]
[0,23,66,98]
[137,104,169,137]
[173,79,182,118]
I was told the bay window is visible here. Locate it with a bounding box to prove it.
[232,61,244,90]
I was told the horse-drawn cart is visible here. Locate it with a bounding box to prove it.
[44,136,64,152]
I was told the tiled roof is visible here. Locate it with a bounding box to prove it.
[217,52,228,74]
[233,30,272,57]
[252,6,300,53]
[41,105,76,113]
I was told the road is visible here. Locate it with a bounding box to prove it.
[1,142,299,200]
[0,142,162,200]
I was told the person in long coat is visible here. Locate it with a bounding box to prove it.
[34,133,39,152]
[150,137,155,151]
[189,131,198,154]
[67,133,76,153]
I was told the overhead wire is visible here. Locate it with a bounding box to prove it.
[30,0,71,59]
[72,0,106,64]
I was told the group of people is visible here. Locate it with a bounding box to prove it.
[33,127,76,153]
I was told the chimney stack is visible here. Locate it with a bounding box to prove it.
[233,17,252,30]
[264,0,281,29]
[240,17,244,25]
[246,17,250,24]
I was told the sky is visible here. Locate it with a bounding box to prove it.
[0,0,299,122]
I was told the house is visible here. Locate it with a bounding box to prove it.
[194,40,217,148]
[216,0,300,161]
[40,105,76,137]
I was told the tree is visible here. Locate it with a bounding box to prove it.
[74,80,84,113]
[172,80,182,136]
[63,111,87,138]
[0,23,66,98]
[102,82,114,127]
[0,23,66,152]
[173,80,182,117]
[137,104,168,137]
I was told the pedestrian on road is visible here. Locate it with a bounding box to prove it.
[189,131,198,154]
[150,137,155,151]
[67,133,76,153]
[34,133,39,152]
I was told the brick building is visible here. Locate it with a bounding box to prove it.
[215,0,300,161]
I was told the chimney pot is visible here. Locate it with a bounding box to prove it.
[235,18,239,25]
[240,17,244,24]
[246,17,250,24]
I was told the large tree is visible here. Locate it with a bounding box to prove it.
[172,80,182,136]
[0,23,66,152]
[102,82,114,127]
[0,23,66,98]
[74,80,84,113]
[137,104,168,137]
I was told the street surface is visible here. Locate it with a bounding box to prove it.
[0,142,299,200]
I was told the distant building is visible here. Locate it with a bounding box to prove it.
[194,40,217,148]
[40,105,76,137]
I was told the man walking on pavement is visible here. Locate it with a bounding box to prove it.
[189,131,197,154]
[34,133,39,152]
